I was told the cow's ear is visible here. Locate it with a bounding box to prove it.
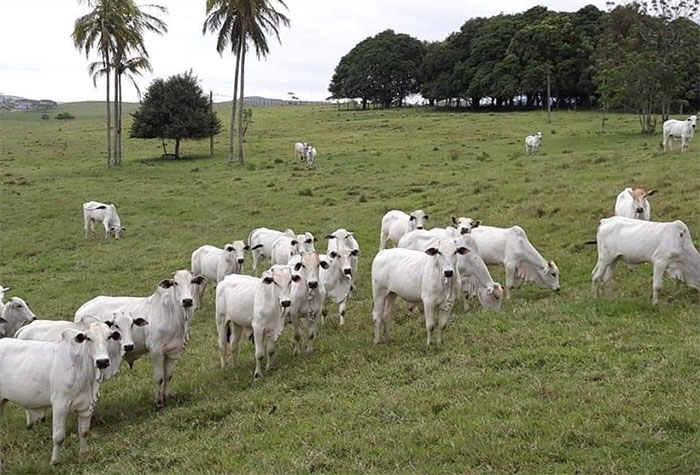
[159,279,174,289]
[424,214,430,220]
[225,245,234,252]
[243,244,250,251]
[74,333,88,343]
[451,216,458,225]
[291,275,302,283]
[294,262,303,271]
[133,317,149,327]
[0,316,7,324]
[110,331,122,341]
[291,240,298,246]
[409,215,416,221]
[325,234,336,239]
[191,275,208,285]
[314,236,318,242]
[548,261,555,268]
[473,220,482,228]
[350,249,360,257]
[329,251,338,258]
[104,320,114,327]
[425,248,439,256]
[320,260,330,269]
[645,189,657,197]
[627,189,635,198]
[262,276,274,285]
[251,244,264,250]
[456,246,470,255]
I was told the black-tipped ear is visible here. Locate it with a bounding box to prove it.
[159,279,174,289]
[191,275,208,285]
[451,216,458,225]
[409,215,416,221]
[314,237,318,242]
[473,220,482,228]
[294,262,303,271]
[133,317,148,327]
[75,333,88,343]
[105,320,114,328]
[262,276,274,285]
[0,316,7,324]
[320,260,330,269]
[424,214,430,220]
[225,245,235,252]
[110,331,122,341]
[425,248,439,256]
[329,251,338,258]
[645,189,657,197]
[456,247,470,255]
[251,244,264,250]
[325,234,336,239]
[291,275,302,283]
[350,249,359,257]
[244,244,250,251]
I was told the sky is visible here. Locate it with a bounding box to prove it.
[0,0,608,103]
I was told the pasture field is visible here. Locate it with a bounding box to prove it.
[1,103,699,473]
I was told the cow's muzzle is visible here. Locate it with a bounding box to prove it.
[308,281,318,289]
[444,270,454,278]
[182,298,193,308]
[281,300,291,308]
[124,344,134,352]
[460,228,469,235]
[343,268,352,275]
[417,226,424,230]
[636,208,644,214]
[237,258,245,264]
[96,358,110,369]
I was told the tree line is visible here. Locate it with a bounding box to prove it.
[329,1,700,133]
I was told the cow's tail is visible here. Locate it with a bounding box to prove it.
[247,229,257,249]
[584,239,597,245]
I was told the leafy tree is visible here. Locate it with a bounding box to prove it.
[419,41,459,105]
[56,112,76,121]
[130,71,222,158]
[329,30,425,108]
[203,0,290,165]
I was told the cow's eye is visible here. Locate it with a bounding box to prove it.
[551,273,557,278]
[173,282,179,286]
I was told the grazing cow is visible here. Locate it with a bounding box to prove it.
[288,253,328,354]
[451,216,481,235]
[371,239,468,345]
[215,266,295,379]
[525,132,543,155]
[379,209,430,250]
[0,297,36,339]
[0,322,120,465]
[191,241,248,285]
[294,142,308,160]
[471,225,560,298]
[74,270,205,409]
[663,115,697,152]
[326,228,360,279]
[320,242,357,325]
[248,227,297,272]
[398,233,503,311]
[83,201,124,240]
[591,217,700,305]
[614,187,656,221]
[306,146,317,168]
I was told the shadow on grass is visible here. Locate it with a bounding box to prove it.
[138,153,218,165]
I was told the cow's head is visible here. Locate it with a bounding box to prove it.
[425,238,467,280]
[451,216,481,235]
[0,297,37,337]
[64,322,121,371]
[688,115,698,129]
[104,311,148,353]
[536,131,543,140]
[226,240,248,266]
[328,243,357,277]
[261,265,294,309]
[110,225,125,240]
[162,270,206,313]
[541,260,561,291]
[409,209,429,231]
[291,252,327,293]
[300,232,317,252]
[628,187,656,217]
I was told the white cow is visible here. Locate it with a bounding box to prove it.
[0,322,120,465]
[591,217,700,305]
[0,297,36,339]
[74,270,205,409]
[397,228,460,251]
[371,239,468,345]
[306,146,317,169]
[614,187,656,221]
[191,241,248,285]
[451,216,481,235]
[215,266,295,379]
[471,225,560,298]
[83,201,124,240]
[294,142,308,160]
[270,232,316,266]
[320,242,357,325]
[288,252,328,354]
[248,227,297,272]
[398,233,503,311]
[663,115,697,152]
[379,209,430,250]
[326,228,360,281]
[525,132,543,155]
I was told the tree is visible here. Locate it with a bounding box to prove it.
[329,30,425,108]
[203,0,290,165]
[130,71,222,159]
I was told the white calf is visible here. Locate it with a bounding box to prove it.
[663,115,697,152]
[320,242,357,325]
[379,209,430,250]
[591,217,700,305]
[614,187,656,221]
[525,132,543,155]
[306,146,317,168]
[288,253,328,354]
[83,201,124,239]
[371,239,467,345]
[295,142,308,160]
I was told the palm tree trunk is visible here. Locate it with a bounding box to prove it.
[229,40,242,163]
[113,69,119,166]
[237,43,246,166]
[117,72,123,165]
[105,53,112,168]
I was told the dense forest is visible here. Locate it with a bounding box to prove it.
[329,2,700,132]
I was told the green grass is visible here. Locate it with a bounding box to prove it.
[1,104,699,473]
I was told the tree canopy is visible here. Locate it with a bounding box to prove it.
[130,70,222,158]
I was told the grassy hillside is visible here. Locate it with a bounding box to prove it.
[1,103,699,473]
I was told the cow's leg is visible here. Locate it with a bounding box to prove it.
[150,351,166,409]
[253,326,265,380]
[251,250,261,274]
[504,263,517,299]
[591,256,610,298]
[50,403,68,465]
[26,409,45,429]
[382,293,397,343]
[437,308,451,344]
[602,261,617,298]
[424,304,436,346]
[292,315,303,356]
[217,317,230,369]
[307,313,317,353]
[83,214,89,239]
[103,220,110,240]
[339,298,347,325]
[652,261,665,306]
[372,290,387,345]
[265,335,277,371]
[229,324,243,368]
[77,410,92,455]
[163,356,177,401]
[379,229,389,251]
[670,279,682,300]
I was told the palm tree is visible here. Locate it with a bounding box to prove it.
[203,0,289,165]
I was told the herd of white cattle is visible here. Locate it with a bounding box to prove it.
[294,142,317,168]
[1,118,699,468]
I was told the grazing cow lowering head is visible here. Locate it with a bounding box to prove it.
[451,216,482,235]
[425,238,469,279]
[0,297,36,338]
[104,311,148,353]
[261,265,295,309]
[628,187,657,217]
[409,209,430,231]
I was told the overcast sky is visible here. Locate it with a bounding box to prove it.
[1,0,607,103]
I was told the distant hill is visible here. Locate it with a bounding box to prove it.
[0,94,57,112]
